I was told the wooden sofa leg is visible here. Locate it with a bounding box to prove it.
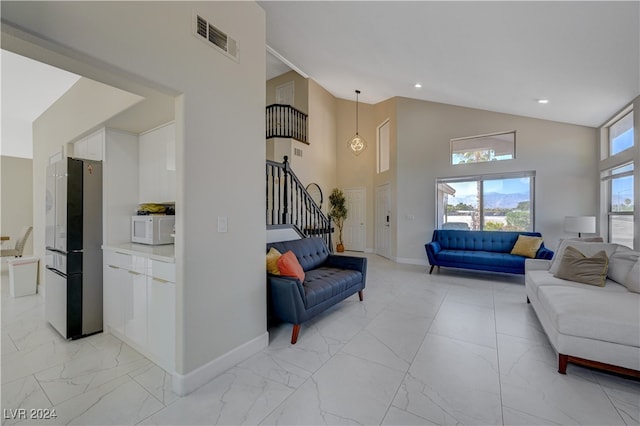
[526,296,530,304]
[358,290,364,301]
[558,354,568,374]
[291,324,301,345]
[429,265,435,274]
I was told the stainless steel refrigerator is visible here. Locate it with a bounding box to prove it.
[45,157,103,339]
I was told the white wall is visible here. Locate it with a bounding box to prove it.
[395,97,598,264]
[2,1,266,392]
[0,156,33,261]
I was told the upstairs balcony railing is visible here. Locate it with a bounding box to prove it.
[266,104,308,144]
[266,156,332,250]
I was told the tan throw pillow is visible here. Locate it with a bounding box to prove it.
[510,235,543,258]
[554,246,609,287]
[266,247,282,275]
[549,240,618,275]
[624,259,640,293]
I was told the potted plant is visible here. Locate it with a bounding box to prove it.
[328,188,348,252]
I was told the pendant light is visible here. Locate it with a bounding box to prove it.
[347,90,367,156]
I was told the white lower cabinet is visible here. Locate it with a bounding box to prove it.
[103,249,175,373]
[124,269,148,348]
[103,264,125,335]
[147,277,176,372]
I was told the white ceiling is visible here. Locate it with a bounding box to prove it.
[261,1,640,127]
[1,49,81,158]
[3,1,638,160]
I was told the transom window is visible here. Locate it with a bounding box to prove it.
[450,131,515,165]
[610,111,634,155]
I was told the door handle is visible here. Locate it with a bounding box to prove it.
[46,266,66,278]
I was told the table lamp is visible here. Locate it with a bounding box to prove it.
[564,216,596,238]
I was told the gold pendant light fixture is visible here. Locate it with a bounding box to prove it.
[347,90,367,156]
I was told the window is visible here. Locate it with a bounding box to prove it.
[601,107,635,248]
[450,131,515,165]
[377,120,390,173]
[436,171,535,231]
[610,111,634,155]
[603,163,634,248]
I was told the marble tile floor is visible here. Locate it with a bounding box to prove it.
[2,254,639,425]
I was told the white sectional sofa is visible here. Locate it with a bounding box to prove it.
[525,240,640,377]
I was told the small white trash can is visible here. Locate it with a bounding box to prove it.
[7,257,39,297]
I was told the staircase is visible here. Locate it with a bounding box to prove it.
[266,156,332,251]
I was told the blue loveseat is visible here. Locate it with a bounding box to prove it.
[425,230,553,275]
[267,237,367,344]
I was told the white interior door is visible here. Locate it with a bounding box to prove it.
[376,184,391,259]
[343,188,366,252]
[276,81,294,106]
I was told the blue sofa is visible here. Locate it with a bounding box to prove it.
[425,230,553,275]
[267,237,367,344]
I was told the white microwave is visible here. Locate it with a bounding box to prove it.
[131,215,175,245]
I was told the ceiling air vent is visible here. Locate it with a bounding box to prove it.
[193,13,238,61]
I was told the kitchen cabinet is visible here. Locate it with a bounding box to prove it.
[147,264,176,372]
[102,247,175,373]
[103,263,125,335]
[73,128,104,161]
[124,268,148,348]
[138,122,176,203]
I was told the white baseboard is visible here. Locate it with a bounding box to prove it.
[364,248,374,253]
[172,331,269,396]
[395,257,429,266]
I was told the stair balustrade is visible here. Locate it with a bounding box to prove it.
[266,156,332,250]
[266,104,308,144]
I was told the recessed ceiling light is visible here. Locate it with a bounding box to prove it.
[414,83,422,88]
[537,99,549,104]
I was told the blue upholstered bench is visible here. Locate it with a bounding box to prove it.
[425,230,553,275]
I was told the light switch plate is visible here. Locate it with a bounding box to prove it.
[217,216,228,233]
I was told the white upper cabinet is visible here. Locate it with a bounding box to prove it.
[138,122,176,203]
[73,128,104,161]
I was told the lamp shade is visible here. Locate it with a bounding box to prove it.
[564,216,596,234]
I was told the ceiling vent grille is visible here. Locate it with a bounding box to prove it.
[193,14,238,61]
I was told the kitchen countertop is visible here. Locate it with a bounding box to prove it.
[102,243,175,263]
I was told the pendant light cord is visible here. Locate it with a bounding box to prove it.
[355,90,360,135]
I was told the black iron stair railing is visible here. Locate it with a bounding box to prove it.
[266,104,308,144]
[266,156,332,250]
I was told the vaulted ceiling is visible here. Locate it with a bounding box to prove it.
[261,1,639,127]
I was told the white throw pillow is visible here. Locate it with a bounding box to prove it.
[549,240,619,275]
[608,248,640,285]
[625,259,640,293]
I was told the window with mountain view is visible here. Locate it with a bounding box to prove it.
[436,172,535,231]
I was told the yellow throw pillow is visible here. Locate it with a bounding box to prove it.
[266,247,282,275]
[510,235,543,258]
